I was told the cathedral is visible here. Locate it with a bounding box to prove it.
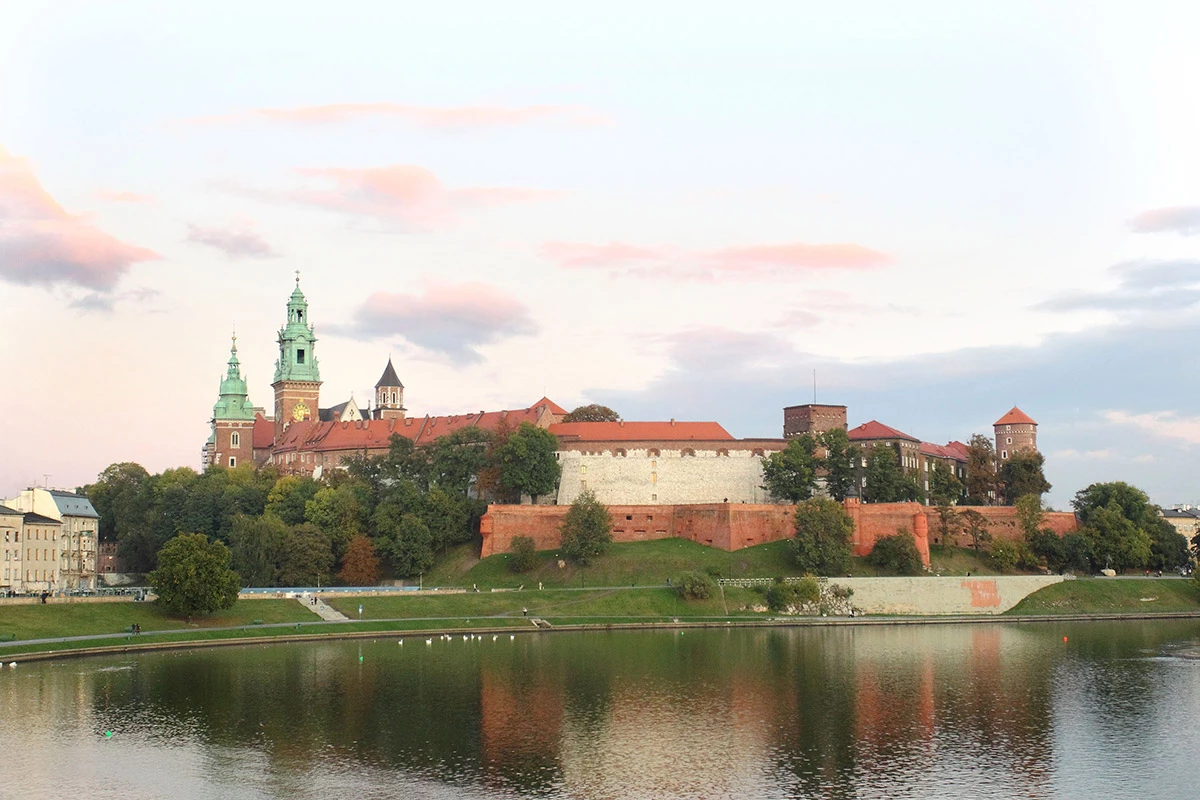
[203,277,567,477]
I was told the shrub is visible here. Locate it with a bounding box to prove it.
[989,541,1018,572]
[508,536,539,573]
[560,490,612,566]
[765,577,820,612]
[704,565,724,579]
[675,571,717,600]
[867,530,923,575]
[789,498,854,576]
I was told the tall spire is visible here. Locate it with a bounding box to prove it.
[213,330,255,421]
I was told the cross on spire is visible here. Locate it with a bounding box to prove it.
[295,269,301,285]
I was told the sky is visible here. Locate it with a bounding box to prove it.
[3,1,1200,510]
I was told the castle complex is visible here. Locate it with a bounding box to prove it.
[205,279,1040,508]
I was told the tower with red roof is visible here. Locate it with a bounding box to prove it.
[374,358,406,421]
[993,407,1037,464]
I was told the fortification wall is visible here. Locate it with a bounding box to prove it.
[920,506,1077,547]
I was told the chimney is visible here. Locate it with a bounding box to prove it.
[619,419,624,427]
[670,418,676,426]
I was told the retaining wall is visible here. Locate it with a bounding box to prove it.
[828,575,1065,615]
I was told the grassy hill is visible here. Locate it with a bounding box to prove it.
[1007,577,1200,615]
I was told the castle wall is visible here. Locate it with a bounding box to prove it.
[555,444,783,506]
[921,505,1077,547]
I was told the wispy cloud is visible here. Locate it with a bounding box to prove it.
[183,102,610,130]
[93,189,153,204]
[186,223,279,259]
[68,287,161,314]
[1129,206,1200,236]
[328,282,538,364]
[1104,409,1200,445]
[246,164,559,230]
[0,146,158,291]
[1037,259,1200,315]
[540,240,889,280]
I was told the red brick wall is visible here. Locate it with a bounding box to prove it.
[842,499,931,566]
[921,505,1077,547]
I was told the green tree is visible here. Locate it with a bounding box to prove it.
[148,533,241,618]
[562,404,621,423]
[789,497,854,575]
[560,489,612,566]
[866,531,923,575]
[82,462,152,546]
[818,428,860,502]
[675,571,717,600]
[929,461,963,506]
[375,511,435,577]
[420,486,472,552]
[964,434,998,505]
[1028,529,1092,574]
[337,534,381,586]
[1080,501,1152,572]
[1015,494,1047,539]
[424,427,492,497]
[304,482,366,560]
[265,475,320,525]
[277,524,335,587]
[228,514,287,586]
[959,509,992,553]
[496,423,562,502]
[761,435,819,503]
[989,541,1019,571]
[862,444,919,503]
[1072,482,1156,526]
[508,536,540,573]
[1147,519,1190,571]
[934,504,960,547]
[999,451,1051,504]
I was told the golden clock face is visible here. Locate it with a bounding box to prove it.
[292,401,310,421]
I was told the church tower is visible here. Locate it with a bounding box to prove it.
[374,357,406,420]
[272,273,322,439]
[209,333,257,468]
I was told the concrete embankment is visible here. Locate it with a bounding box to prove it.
[834,575,1066,615]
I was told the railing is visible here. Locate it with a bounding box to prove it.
[719,577,828,587]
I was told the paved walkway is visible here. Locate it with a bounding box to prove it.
[299,594,348,621]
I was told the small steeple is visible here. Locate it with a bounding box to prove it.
[374,357,406,420]
[213,331,255,421]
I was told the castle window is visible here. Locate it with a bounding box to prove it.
[581,465,587,475]
[752,448,764,457]
[717,448,729,457]
[1006,437,1012,444]
[615,448,627,457]
[1001,450,1008,459]
[649,448,660,457]
[297,349,306,364]
[682,448,695,457]
[651,494,657,502]
[228,457,236,468]
[231,432,240,447]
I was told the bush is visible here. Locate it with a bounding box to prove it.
[789,497,854,576]
[560,490,612,566]
[508,536,539,573]
[765,577,820,612]
[675,571,717,600]
[704,565,724,579]
[867,531,923,575]
[989,541,1018,572]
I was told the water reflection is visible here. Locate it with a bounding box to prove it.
[3,621,1199,799]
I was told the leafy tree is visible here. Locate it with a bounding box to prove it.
[934,504,960,547]
[560,489,612,566]
[999,451,1051,504]
[675,571,717,600]
[304,482,366,560]
[761,435,819,503]
[379,435,431,491]
[818,428,860,502]
[562,404,621,423]
[373,506,435,577]
[148,533,240,618]
[789,497,853,575]
[420,486,472,552]
[1080,501,1152,572]
[1072,482,1156,526]
[1028,529,1092,574]
[867,531,923,575]
[82,462,151,545]
[1015,494,1047,539]
[959,510,993,553]
[1147,518,1190,571]
[964,434,998,505]
[989,541,1019,571]
[424,427,492,496]
[277,524,334,587]
[862,444,919,503]
[929,461,963,506]
[496,423,562,502]
[508,536,539,573]
[338,535,381,586]
[265,475,320,525]
[229,514,287,586]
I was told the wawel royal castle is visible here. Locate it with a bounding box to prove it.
[204,279,1037,507]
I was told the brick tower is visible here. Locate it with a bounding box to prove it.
[783,404,847,438]
[994,407,1037,463]
[207,333,257,468]
[272,273,322,439]
[374,357,406,420]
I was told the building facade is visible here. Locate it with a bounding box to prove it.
[994,407,1038,463]
[1,504,22,594]
[1,489,98,592]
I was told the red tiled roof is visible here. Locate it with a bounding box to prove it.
[943,440,970,460]
[252,415,275,449]
[919,441,969,461]
[919,441,950,458]
[847,420,919,443]
[549,420,734,442]
[994,407,1036,426]
[531,396,568,416]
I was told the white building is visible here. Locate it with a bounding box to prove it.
[1,489,99,592]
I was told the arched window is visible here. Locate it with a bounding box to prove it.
[230,432,240,447]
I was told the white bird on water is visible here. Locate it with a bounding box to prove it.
[425,638,432,645]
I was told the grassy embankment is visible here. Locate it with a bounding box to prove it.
[1008,577,1200,615]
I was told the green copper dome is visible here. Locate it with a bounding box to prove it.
[274,274,322,384]
[213,335,257,421]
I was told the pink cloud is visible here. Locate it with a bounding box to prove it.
[186,223,279,259]
[540,240,890,280]
[272,164,556,229]
[329,282,537,364]
[1128,206,1200,236]
[0,146,158,291]
[94,189,153,204]
[185,103,610,130]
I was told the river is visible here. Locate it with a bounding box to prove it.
[3,620,1199,799]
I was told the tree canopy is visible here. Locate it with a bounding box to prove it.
[148,533,241,617]
[964,434,997,505]
[562,404,621,423]
[789,498,854,575]
[495,423,562,502]
[761,435,819,503]
[560,489,612,566]
[818,428,860,502]
[862,444,919,503]
[999,450,1051,503]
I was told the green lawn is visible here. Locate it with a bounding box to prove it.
[1008,578,1200,615]
[0,598,315,641]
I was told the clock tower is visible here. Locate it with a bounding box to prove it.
[272,273,322,439]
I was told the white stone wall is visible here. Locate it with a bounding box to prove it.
[829,575,1065,615]
[556,447,782,506]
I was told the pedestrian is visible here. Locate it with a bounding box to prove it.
[522,607,528,617]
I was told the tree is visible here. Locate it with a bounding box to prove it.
[818,428,860,502]
[508,536,539,573]
[304,482,366,560]
[964,434,998,505]
[866,531,923,575]
[1072,482,1156,526]
[148,533,240,618]
[959,510,993,553]
[999,451,1051,504]
[761,435,819,503]
[1029,529,1092,574]
[675,571,717,600]
[277,524,335,587]
[934,504,960,547]
[425,427,492,497]
[1015,494,1047,540]
[496,423,562,502]
[1148,518,1190,571]
[265,475,320,525]
[1080,501,1152,572]
[228,514,287,586]
[562,404,621,423]
[929,461,963,506]
[862,444,919,503]
[338,535,381,586]
[375,512,435,577]
[82,462,151,546]
[789,498,854,575]
[560,489,612,566]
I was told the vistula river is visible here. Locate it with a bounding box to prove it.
[3,620,1199,799]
